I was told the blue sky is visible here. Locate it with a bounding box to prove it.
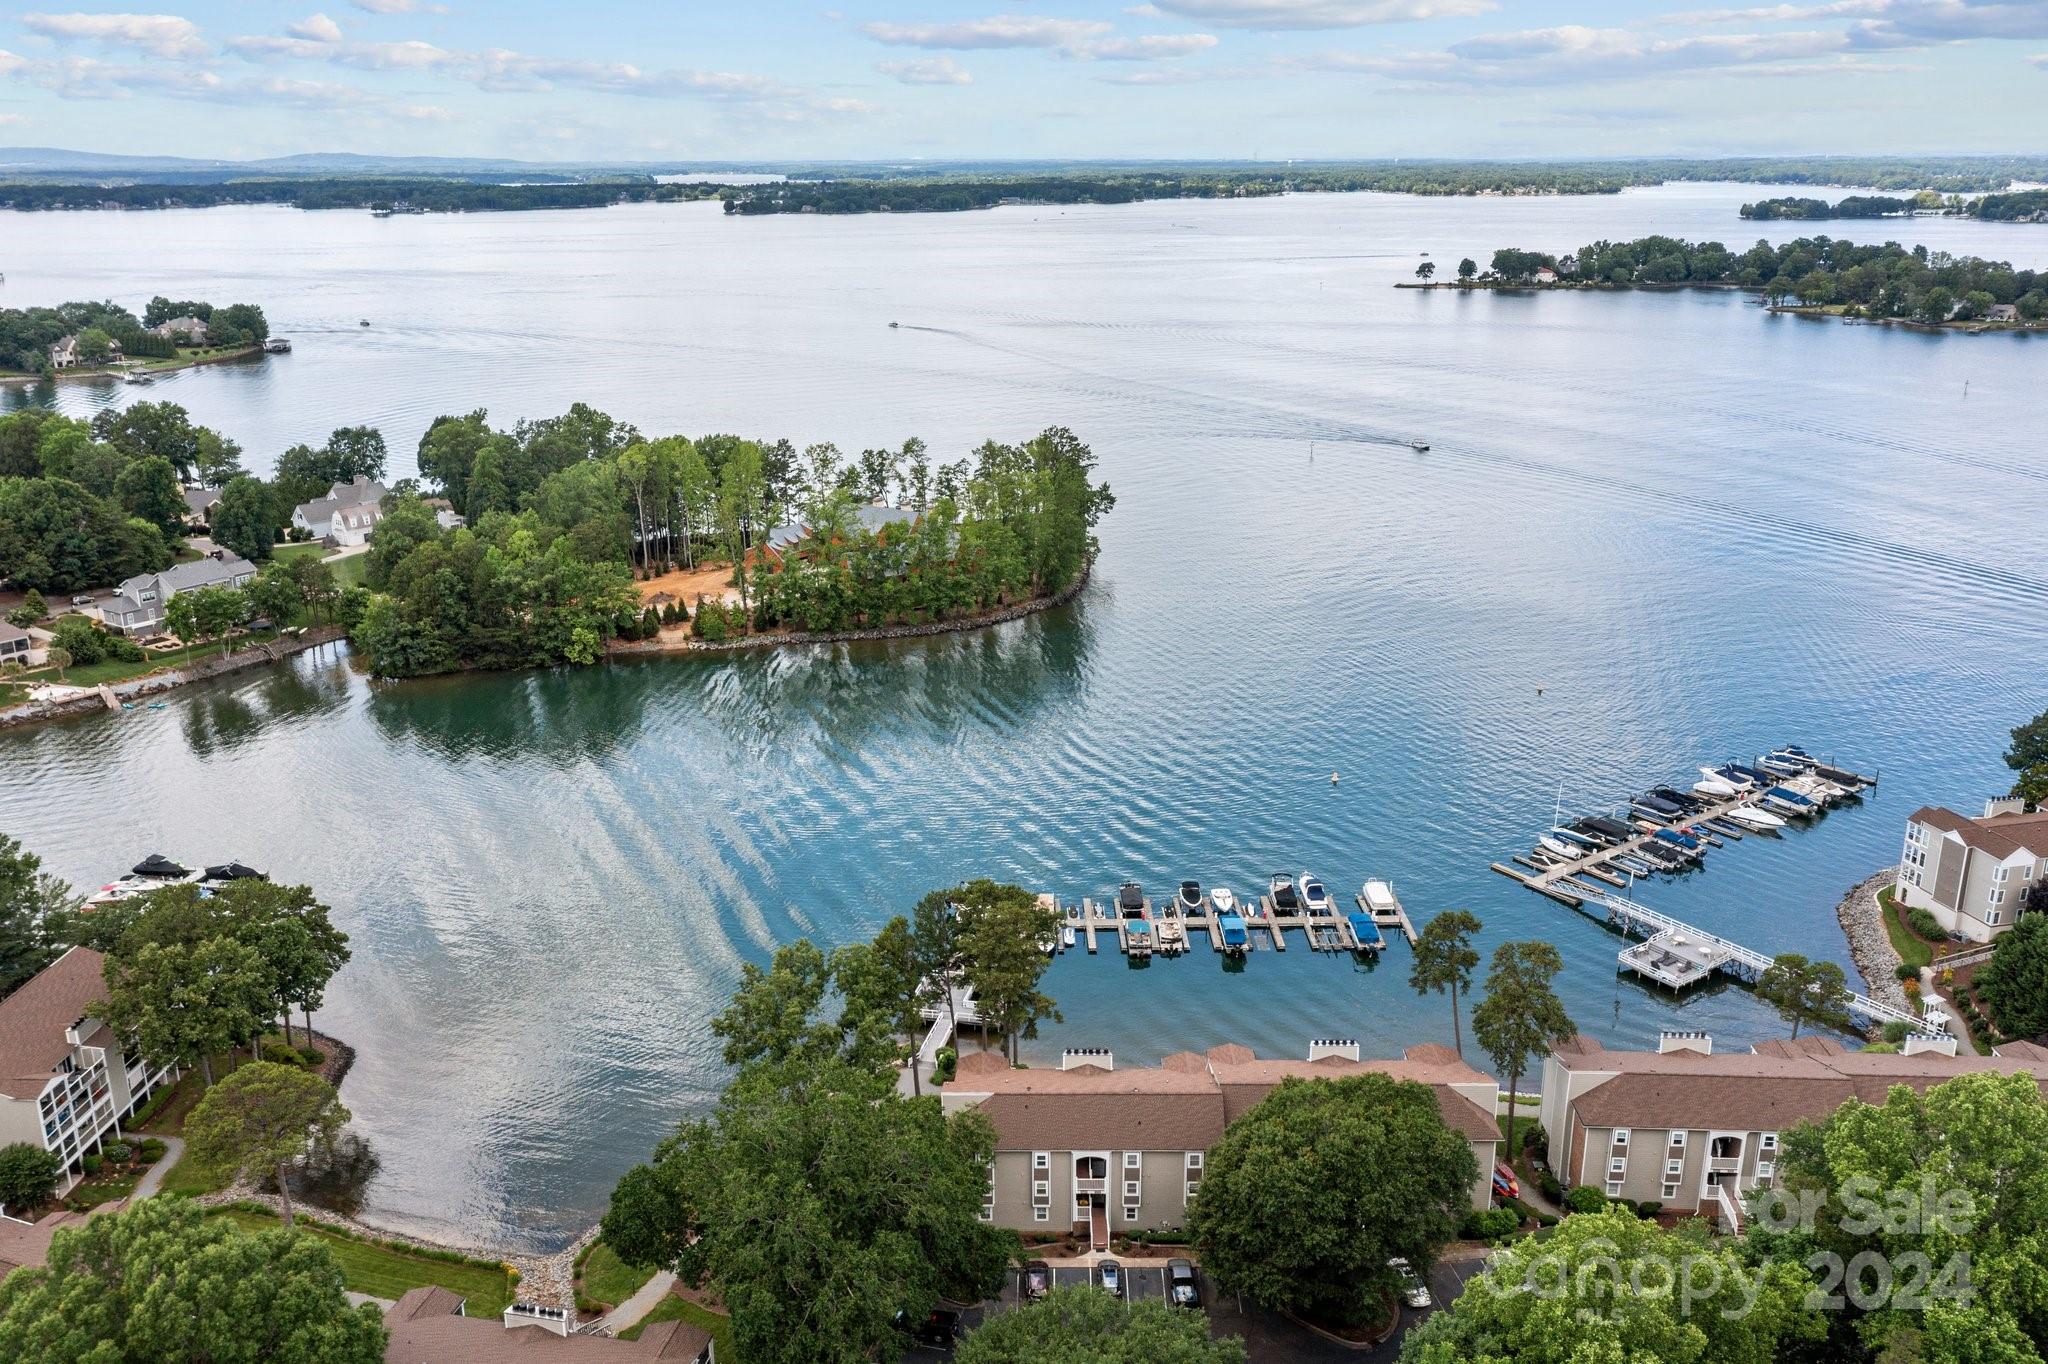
[0,1,2043,161]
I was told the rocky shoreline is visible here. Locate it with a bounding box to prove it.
[1836,867,1910,1013]
[0,625,348,732]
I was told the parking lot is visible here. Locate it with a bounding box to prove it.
[902,1253,1491,1363]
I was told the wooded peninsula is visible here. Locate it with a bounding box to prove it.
[1741,189,2048,222]
[1448,236,2046,330]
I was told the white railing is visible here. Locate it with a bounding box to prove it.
[1713,1183,1744,1233]
[1599,894,1944,1035]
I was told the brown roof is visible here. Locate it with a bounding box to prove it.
[1909,806,2048,860]
[953,1043,1500,1151]
[1560,1035,2048,1132]
[382,1288,712,1363]
[0,1209,82,1278]
[0,947,108,1099]
[954,1050,1011,1078]
[1752,1037,1845,1058]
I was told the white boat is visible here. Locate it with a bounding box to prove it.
[1362,880,1398,914]
[1061,924,1076,949]
[1723,804,1787,831]
[1693,776,1739,798]
[1538,834,1581,860]
[121,370,153,385]
[1409,438,1430,451]
[1298,872,1332,914]
[1210,888,1237,916]
[1702,764,1754,792]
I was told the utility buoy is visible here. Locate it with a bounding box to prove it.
[1536,686,1544,697]
[1330,771,1340,785]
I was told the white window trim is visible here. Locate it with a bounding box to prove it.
[1608,1157,1627,1175]
[1032,1206,1048,1222]
[1759,1133,1778,1152]
[1612,1128,1630,1147]
[1124,1152,1142,1170]
[1122,1203,1140,1222]
[1669,1131,1687,1149]
[1123,1180,1141,1199]
[1606,1180,1623,1196]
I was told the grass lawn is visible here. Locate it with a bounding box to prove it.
[578,1241,656,1310]
[272,543,329,565]
[210,1206,517,1315]
[621,1296,735,1357]
[68,1169,141,1208]
[328,553,369,590]
[1878,886,1936,972]
[23,630,281,690]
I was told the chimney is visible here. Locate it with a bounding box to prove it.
[1306,1038,1361,1062]
[1657,1030,1712,1055]
[1904,1033,1959,1057]
[1985,796,2027,819]
[1061,1048,1112,1071]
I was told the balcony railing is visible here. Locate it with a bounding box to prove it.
[1708,1157,1742,1174]
[1074,1178,1107,1194]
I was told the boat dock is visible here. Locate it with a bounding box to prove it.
[1059,886,1410,962]
[1585,892,1943,1036]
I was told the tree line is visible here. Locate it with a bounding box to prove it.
[1483,235,2047,325]
[0,177,727,214]
[0,296,266,376]
[1743,190,2048,222]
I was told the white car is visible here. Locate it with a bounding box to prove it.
[1389,1258,1432,1310]
[1098,1260,1122,1297]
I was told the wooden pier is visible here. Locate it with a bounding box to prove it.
[1043,880,1440,966]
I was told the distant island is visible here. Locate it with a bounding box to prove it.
[8,155,2048,216]
[0,296,275,381]
[1409,236,2045,332]
[1742,189,2048,223]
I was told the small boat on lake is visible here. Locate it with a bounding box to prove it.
[1724,804,1787,831]
[1268,874,1298,911]
[1298,872,1332,915]
[1410,438,1430,451]
[1210,887,1237,917]
[1178,880,1203,912]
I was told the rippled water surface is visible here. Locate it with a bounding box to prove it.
[2,184,2044,1250]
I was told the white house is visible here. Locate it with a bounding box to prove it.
[292,476,388,547]
[150,316,209,344]
[1533,266,1560,284]
[48,336,80,370]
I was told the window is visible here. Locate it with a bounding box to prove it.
[1123,1203,1140,1222]
[980,1205,994,1222]
[1662,1181,1679,1200]
[1606,1181,1623,1197]
[1185,1181,1200,1201]
[1907,823,1927,847]
[1759,1133,1778,1153]
[1665,1159,1683,1177]
[1609,1157,1627,1176]
[1988,910,2003,925]
[1994,865,2011,884]
[1123,1180,1141,1199]
[1032,1181,1049,1203]
[1032,1207,1048,1223]
[1756,1162,1776,1181]
[1124,1152,1142,1170]
[1990,889,2006,908]
[1033,1152,1049,1171]
[1668,1131,1686,1150]
[1185,1152,1203,1170]
[1612,1129,1630,1148]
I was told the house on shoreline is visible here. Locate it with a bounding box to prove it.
[1895,799,2048,942]
[292,476,388,547]
[94,551,257,638]
[0,947,179,1201]
[942,1040,1501,1245]
[1538,1030,2048,1226]
[149,316,209,345]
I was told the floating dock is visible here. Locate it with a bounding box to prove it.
[1049,882,1419,964]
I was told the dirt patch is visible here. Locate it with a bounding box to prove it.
[635,563,738,607]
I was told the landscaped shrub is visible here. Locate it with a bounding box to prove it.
[1907,907,1944,940]
[934,1046,957,1084]
[137,1138,167,1163]
[0,1142,64,1208]
[640,606,661,638]
[1635,1200,1663,1218]
[103,1141,133,1166]
[1459,1206,1521,1241]
[1896,962,1920,981]
[691,596,728,642]
[81,1153,104,1176]
[300,1046,325,1067]
[7,590,47,627]
[1564,1185,1609,1215]
[1536,1170,1562,1203]
[1521,1122,1548,1159]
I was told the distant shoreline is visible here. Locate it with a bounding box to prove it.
[0,343,265,387]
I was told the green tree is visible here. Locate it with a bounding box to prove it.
[1470,940,1572,1157]
[710,940,872,1072]
[2007,707,2048,808]
[0,1196,386,1363]
[959,1285,1246,1363]
[1416,260,1436,281]
[1755,952,1855,1040]
[415,409,492,511]
[0,833,75,997]
[0,476,136,593]
[243,563,302,627]
[1401,1206,1824,1364]
[954,879,1061,1064]
[1976,913,2048,1039]
[322,426,388,484]
[1188,1073,1477,1328]
[1918,285,1956,324]
[0,1142,63,1209]
[42,646,70,683]
[1457,257,1478,281]
[833,915,928,1094]
[113,455,186,535]
[602,1051,1013,1364]
[91,401,205,482]
[6,589,47,627]
[185,1061,349,1228]
[362,496,443,590]
[211,475,279,562]
[100,936,272,1085]
[1408,909,1482,1057]
[1757,1071,2048,1359]
[191,428,246,488]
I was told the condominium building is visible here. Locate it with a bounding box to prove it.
[1895,800,2048,942]
[0,947,177,1199]
[1539,1031,2048,1226]
[942,1040,1502,1247]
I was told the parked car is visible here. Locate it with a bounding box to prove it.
[1023,1260,1051,1300]
[1167,1258,1199,1308]
[1098,1259,1122,1297]
[895,1308,961,1346]
[70,595,95,607]
[1389,1257,1432,1310]
[1492,1163,1520,1201]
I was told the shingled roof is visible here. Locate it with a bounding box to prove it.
[1909,805,2048,861]
[0,947,108,1100]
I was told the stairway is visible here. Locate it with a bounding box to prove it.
[1089,1203,1108,1252]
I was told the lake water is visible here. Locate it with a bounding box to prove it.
[1,184,2044,1251]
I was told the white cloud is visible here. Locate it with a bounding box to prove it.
[286,13,345,43]
[1307,22,1860,84]
[20,12,210,61]
[1069,33,1221,58]
[2030,51,2048,65]
[1660,1,1888,22]
[1137,0,1495,30]
[0,111,27,125]
[876,55,974,84]
[860,15,1114,49]
[1849,1,2048,45]
[349,0,448,14]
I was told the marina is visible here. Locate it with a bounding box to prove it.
[1053,873,1418,963]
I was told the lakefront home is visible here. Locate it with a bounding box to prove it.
[149,316,209,344]
[1538,1031,2048,1228]
[47,334,120,370]
[0,947,179,1202]
[942,1040,1502,1248]
[292,476,389,546]
[758,501,918,565]
[95,552,258,638]
[1895,799,2048,942]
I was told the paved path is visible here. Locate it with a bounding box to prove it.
[129,1136,184,1201]
[598,1271,677,1335]
[346,1291,395,1311]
